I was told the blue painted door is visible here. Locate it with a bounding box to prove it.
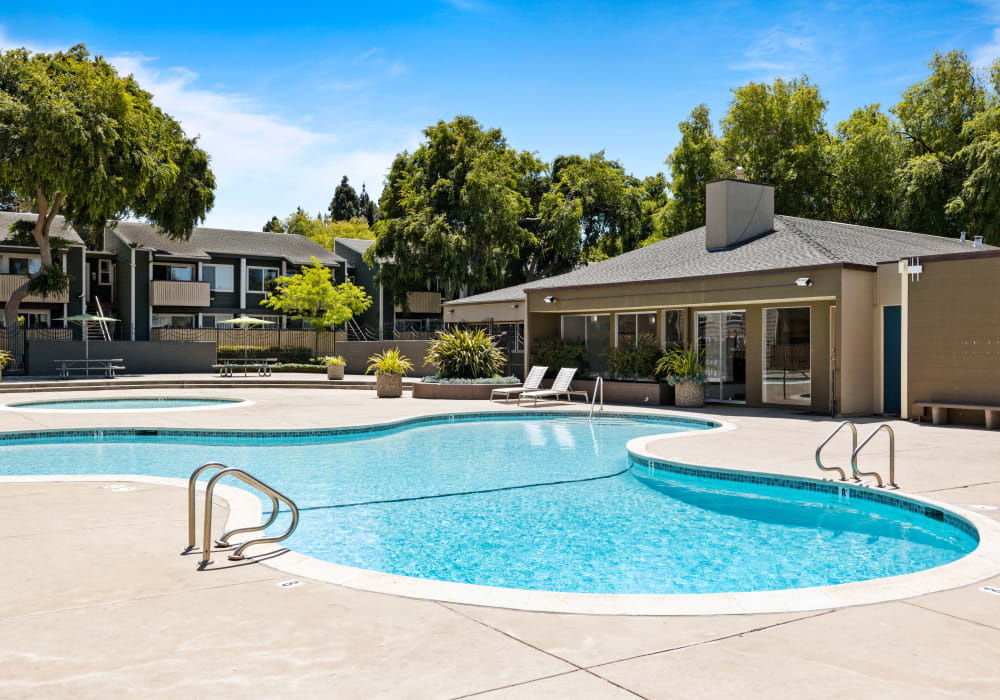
[883,306,901,415]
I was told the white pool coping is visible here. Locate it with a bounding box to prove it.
[3,410,999,616]
[0,397,255,414]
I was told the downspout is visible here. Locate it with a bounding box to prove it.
[129,247,136,340]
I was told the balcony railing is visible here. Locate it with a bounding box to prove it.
[395,291,442,314]
[150,280,211,307]
[0,274,70,304]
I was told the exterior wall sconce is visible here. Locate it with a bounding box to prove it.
[544,295,557,303]
[511,303,520,309]
[447,308,455,314]
[795,277,813,287]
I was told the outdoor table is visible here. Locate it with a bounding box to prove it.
[53,358,125,379]
[213,357,277,377]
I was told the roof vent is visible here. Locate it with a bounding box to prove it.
[974,236,984,249]
[705,176,774,251]
[735,166,745,181]
[960,231,967,243]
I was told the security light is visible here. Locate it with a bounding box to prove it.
[544,295,557,303]
[795,277,813,287]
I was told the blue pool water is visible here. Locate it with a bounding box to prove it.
[0,414,977,594]
[6,397,243,411]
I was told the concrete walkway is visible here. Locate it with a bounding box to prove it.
[0,389,998,698]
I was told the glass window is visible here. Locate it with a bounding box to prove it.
[247,267,279,293]
[8,258,41,275]
[763,307,811,405]
[662,309,685,349]
[202,264,234,292]
[153,264,194,281]
[201,313,233,329]
[152,314,195,328]
[98,259,112,285]
[616,312,657,348]
[560,314,611,376]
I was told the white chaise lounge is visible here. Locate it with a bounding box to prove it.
[518,367,588,406]
[490,365,548,403]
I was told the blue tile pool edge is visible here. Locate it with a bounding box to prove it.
[626,451,980,544]
[0,409,720,445]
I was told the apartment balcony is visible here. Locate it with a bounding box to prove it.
[395,291,442,315]
[0,274,70,304]
[150,280,211,307]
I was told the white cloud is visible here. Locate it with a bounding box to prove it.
[972,1,1000,68]
[1,29,418,231]
[730,24,839,81]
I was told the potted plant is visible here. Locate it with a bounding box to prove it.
[0,350,11,382]
[321,355,346,380]
[655,345,707,408]
[366,348,414,398]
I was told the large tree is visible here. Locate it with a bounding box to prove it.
[0,45,215,328]
[721,77,833,220]
[357,183,378,226]
[660,105,725,239]
[329,175,361,221]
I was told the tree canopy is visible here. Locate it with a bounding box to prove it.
[329,175,360,221]
[0,44,215,326]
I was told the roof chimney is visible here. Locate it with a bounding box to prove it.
[735,166,745,181]
[705,171,775,251]
[974,236,984,249]
[960,231,967,243]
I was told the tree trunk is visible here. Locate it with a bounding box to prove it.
[3,189,64,329]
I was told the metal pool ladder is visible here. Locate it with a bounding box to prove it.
[186,462,300,568]
[815,420,857,481]
[589,376,604,419]
[851,423,897,488]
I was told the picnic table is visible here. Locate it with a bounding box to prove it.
[53,358,125,379]
[213,357,277,377]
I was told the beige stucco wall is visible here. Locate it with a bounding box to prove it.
[838,268,876,415]
[905,253,1000,423]
[445,300,523,323]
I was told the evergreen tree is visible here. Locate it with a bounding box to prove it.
[262,215,285,232]
[358,183,378,226]
[329,175,361,221]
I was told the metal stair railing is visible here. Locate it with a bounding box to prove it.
[94,298,112,342]
[186,462,300,568]
[814,420,857,481]
[851,423,897,488]
[589,376,604,420]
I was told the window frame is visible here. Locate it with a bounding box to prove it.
[246,266,280,294]
[152,313,196,329]
[152,262,196,282]
[761,305,812,407]
[97,259,112,286]
[201,263,235,293]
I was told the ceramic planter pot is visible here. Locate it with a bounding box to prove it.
[327,365,345,380]
[376,373,403,398]
[674,381,705,408]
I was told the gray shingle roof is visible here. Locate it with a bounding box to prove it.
[523,215,990,291]
[334,237,375,255]
[0,212,86,246]
[110,221,343,266]
[445,281,534,306]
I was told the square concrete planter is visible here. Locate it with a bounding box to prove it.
[570,379,673,406]
[412,381,520,400]
[327,365,345,380]
[376,373,403,398]
[674,381,705,408]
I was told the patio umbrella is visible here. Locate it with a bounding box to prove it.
[217,315,276,369]
[55,313,119,361]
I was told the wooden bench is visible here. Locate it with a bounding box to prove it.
[213,358,277,377]
[914,401,1000,429]
[53,358,126,379]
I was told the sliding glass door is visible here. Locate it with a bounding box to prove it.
[696,311,747,402]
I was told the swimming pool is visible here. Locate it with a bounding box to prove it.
[0,413,979,597]
[2,397,250,412]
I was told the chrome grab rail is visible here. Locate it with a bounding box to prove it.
[851,423,896,488]
[186,462,300,567]
[589,377,604,419]
[814,421,856,481]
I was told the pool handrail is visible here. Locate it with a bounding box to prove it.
[851,423,896,488]
[186,462,300,567]
[814,420,856,481]
[589,376,604,419]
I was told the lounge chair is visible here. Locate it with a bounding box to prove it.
[518,367,589,406]
[490,365,548,403]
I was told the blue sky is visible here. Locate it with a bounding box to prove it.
[3,1,999,230]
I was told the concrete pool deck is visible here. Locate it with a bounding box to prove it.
[1,387,999,697]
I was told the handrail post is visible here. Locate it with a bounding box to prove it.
[850,423,896,488]
[814,421,855,481]
[187,462,229,550]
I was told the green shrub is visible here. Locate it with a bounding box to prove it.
[366,347,415,376]
[422,375,519,384]
[217,345,312,363]
[424,328,506,379]
[271,363,327,373]
[655,345,708,385]
[530,337,588,378]
[320,355,345,367]
[605,333,663,380]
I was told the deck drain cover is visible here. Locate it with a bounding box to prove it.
[982,586,1000,596]
[102,484,135,492]
[277,579,304,589]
